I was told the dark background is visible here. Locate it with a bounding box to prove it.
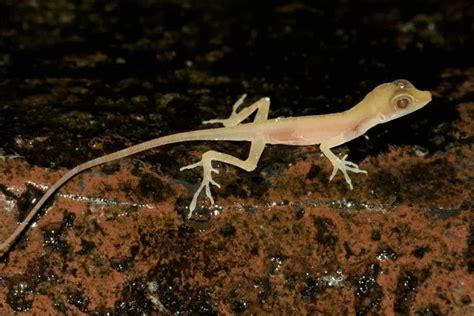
[0,0,472,167]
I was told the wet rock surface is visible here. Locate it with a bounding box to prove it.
[0,0,473,314]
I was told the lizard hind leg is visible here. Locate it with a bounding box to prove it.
[180,155,221,216]
[202,96,270,127]
[180,140,266,218]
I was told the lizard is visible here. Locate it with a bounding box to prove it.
[0,79,432,256]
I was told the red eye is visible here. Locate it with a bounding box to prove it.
[396,97,410,109]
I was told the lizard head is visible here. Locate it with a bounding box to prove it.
[369,79,432,123]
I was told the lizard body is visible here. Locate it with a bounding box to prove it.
[0,79,432,256]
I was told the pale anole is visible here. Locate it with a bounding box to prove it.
[0,79,432,256]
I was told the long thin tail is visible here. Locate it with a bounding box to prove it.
[0,127,231,256]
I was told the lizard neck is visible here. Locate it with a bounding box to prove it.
[345,97,383,136]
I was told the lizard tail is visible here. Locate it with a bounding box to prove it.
[0,126,233,256]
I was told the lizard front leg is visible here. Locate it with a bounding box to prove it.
[320,134,367,190]
[180,140,266,218]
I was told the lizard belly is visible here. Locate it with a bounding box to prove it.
[264,117,349,145]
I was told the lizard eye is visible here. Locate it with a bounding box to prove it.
[392,94,413,109]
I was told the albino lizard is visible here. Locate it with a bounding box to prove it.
[0,79,431,256]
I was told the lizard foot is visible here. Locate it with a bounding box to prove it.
[202,94,247,127]
[180,160,221,218]
[328,154,367,190]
